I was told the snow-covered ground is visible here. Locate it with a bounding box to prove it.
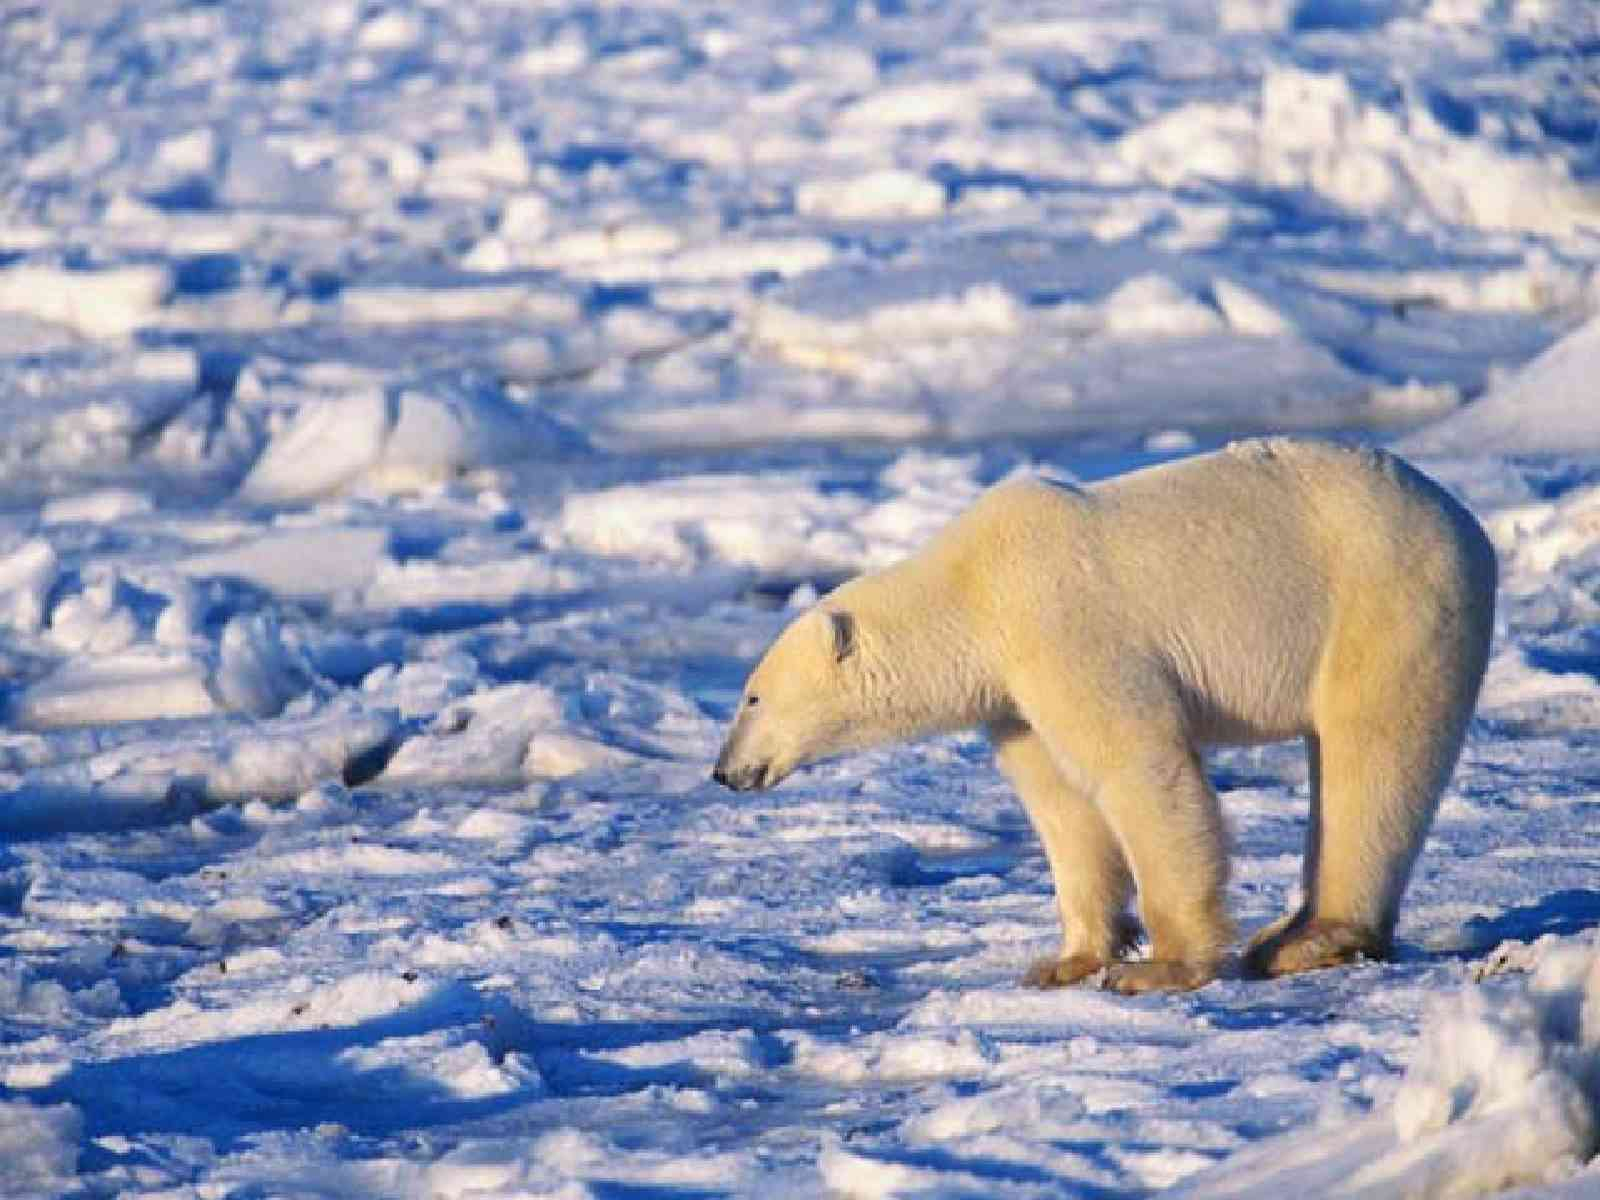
[3,1,1600,1195]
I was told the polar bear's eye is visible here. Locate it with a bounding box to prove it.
[746,695,760,708]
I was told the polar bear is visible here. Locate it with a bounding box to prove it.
[712,439,1496,993]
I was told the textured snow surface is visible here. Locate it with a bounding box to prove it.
[3,0,1600,1196]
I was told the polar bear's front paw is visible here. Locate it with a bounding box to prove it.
[1022,954,1111,989]
[1099,960,1217,994]
[1243,917,1386,978]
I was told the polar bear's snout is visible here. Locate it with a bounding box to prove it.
[711,746,770,791]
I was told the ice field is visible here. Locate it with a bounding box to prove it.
[3,1,1600,1195]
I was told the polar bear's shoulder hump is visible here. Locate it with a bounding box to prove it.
[964,474,1092,531]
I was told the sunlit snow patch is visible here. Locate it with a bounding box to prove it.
[1402,312,1600,457]
[555,450,984,578]
[0,264,171,339]
[1120,66,1600,238]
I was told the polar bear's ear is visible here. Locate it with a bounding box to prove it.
[828,610,856,663]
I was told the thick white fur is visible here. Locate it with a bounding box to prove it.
[714,439,1497,993]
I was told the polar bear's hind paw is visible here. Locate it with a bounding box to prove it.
[1243,918,1387,978]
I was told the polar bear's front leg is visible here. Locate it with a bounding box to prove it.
[990,720,1136,988]
[1089,748,1233,993]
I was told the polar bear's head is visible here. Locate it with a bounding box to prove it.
[712,604,864,792]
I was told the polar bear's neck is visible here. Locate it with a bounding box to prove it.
[841,562,1006,742]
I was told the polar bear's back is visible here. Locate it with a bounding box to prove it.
[1092,437,1492,593]
[948,438,1495,745]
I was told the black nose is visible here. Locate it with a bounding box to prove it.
[710,759,768,792]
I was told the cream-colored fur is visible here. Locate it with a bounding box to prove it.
[712,439,1496,993]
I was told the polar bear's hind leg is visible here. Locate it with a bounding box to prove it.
[1246,583,1491,979]
[1244,721,1458,977]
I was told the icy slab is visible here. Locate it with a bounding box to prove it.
[338,283,578,327]
[238,390,390,505]
[14,649,222,728]
[40,489,154,526]
[180,525,392,600]
[13,613,308,728]
[0,264,171,339]
[360,551,585,613]
[0,699,398,832]
[0,539,59,635]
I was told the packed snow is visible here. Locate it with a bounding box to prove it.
[2,0,1600,1196]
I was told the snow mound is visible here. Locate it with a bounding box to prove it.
[1177,939,1600,1197]
[1385,946,1599,1188]
[241,387,581,503]
[1478,646,1600,733]
[1400,312,1600,456]
[40,488,154,526]
[0,1100,81,1196]
[1102,274,1225,339]
[731,246,1373,443]
[786,1028,998,1085]
[377,681,571,786]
